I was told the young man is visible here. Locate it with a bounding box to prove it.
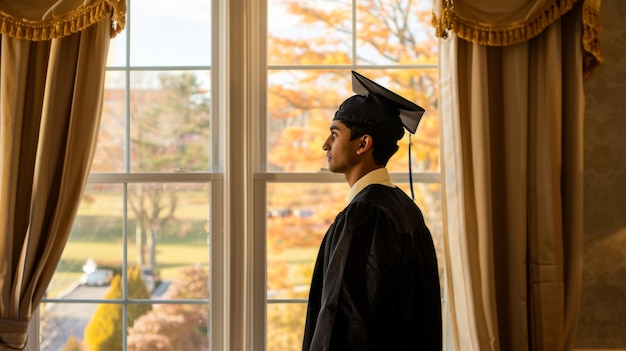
[302,71,442,350]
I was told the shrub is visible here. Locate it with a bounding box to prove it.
[83,266,152,351]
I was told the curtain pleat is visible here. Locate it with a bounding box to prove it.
[0,0,123,347]
[438,1,590,350]
[559,7,585,350]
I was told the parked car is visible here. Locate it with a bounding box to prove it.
[80,269,113,286]
[141,267,159,292]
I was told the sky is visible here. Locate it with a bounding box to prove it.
[107,0,212,68]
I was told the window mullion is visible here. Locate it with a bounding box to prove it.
[226,0,257,349]
[248,0,268,349]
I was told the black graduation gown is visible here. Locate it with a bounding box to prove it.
[302,184,442,351]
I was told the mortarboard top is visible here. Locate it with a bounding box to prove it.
[333,71,425,134]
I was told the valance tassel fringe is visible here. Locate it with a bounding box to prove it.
[582,2,603,78]
[0,0,126,41]
[434,0,577,46]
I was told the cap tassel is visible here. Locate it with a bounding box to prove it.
[408,134,414,200]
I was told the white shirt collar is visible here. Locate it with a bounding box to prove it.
[347,168,394,203]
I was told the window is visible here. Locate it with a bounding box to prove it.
[36,0,443,350]
[263,1,442,350]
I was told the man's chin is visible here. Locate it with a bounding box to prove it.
[327,166,342,174]
[325,162,344,174]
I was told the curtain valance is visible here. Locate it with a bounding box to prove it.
[0,0,125,41]
[433,0,603,77]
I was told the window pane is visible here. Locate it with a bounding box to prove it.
[355,0,437,65]
[267,183,347,300]
[268,0,352,66]
[267,69,439,172]
[130,0,211,67]
[107,31,127,67]
[129,71,212,172]
[267,302,307,351]
[93,71,127,173]
[267,69,348,172]
[126,183,211,274]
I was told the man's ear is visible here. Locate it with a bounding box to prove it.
[357,135,373,154]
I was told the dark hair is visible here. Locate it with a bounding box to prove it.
[342,120,404,166]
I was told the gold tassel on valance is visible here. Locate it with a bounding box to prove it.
[582,1,603,78]
[433,0,578,46]
[0,0,125,41]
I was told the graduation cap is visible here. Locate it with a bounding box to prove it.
[334,71,425,200]
[333,71,425,134]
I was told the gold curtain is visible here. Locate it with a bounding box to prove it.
[0,0,124,349]
[434,0,602,350]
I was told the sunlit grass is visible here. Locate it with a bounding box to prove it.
[61,242,208,274]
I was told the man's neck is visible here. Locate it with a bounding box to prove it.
[347,167,394,203]
[345,164,383,187]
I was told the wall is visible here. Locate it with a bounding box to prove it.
[576,0,626,348]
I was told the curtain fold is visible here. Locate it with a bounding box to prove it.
[436,0,598,350]
[0,0,124,349]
